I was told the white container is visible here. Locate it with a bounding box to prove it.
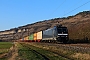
[37,31,42,40]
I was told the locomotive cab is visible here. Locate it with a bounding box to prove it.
[56,26,69,43]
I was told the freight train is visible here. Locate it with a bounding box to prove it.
[20,25,69,43]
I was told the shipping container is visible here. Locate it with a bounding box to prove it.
[29,34,34,40]
[25,36,29,40]
[34,33,37,41]
[37,31,42,42]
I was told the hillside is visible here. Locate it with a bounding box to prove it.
[0,11,90,41]
[62,11,90,40]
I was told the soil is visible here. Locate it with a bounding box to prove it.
[8,42,18,60]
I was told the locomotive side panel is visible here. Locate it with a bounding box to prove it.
[42,27,57,40]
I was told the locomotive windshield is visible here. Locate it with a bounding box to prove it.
[57,27,68,34]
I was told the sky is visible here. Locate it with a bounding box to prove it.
[0,0,90,31]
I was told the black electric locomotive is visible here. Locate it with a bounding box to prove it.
[42,25,69,43]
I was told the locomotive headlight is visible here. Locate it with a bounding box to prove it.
[66,36,67,37]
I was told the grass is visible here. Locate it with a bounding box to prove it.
[0,42,13,53]
[17,43,45,60]
[26,45,68,60]
[17,43,68,60]
[0,42,13,60]
[27,42,90,60]
[0,42,13,49]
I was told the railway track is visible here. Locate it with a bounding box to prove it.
[35,42,90,53]
[19,43,70,60]
[57,43,90,53]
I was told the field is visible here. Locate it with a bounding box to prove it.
[16,43,68,60]
[25,42,90,60]
[0,42,14,60]
[15,42,90,60]
[0,42,90,60]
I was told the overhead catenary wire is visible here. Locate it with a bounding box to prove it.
[60,0,90,24]
[62,0,83,17]
[63,0,90,16]
[48,0,66,18]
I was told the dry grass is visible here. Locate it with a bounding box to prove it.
[27,42,90,60]
[72,53,90,60]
